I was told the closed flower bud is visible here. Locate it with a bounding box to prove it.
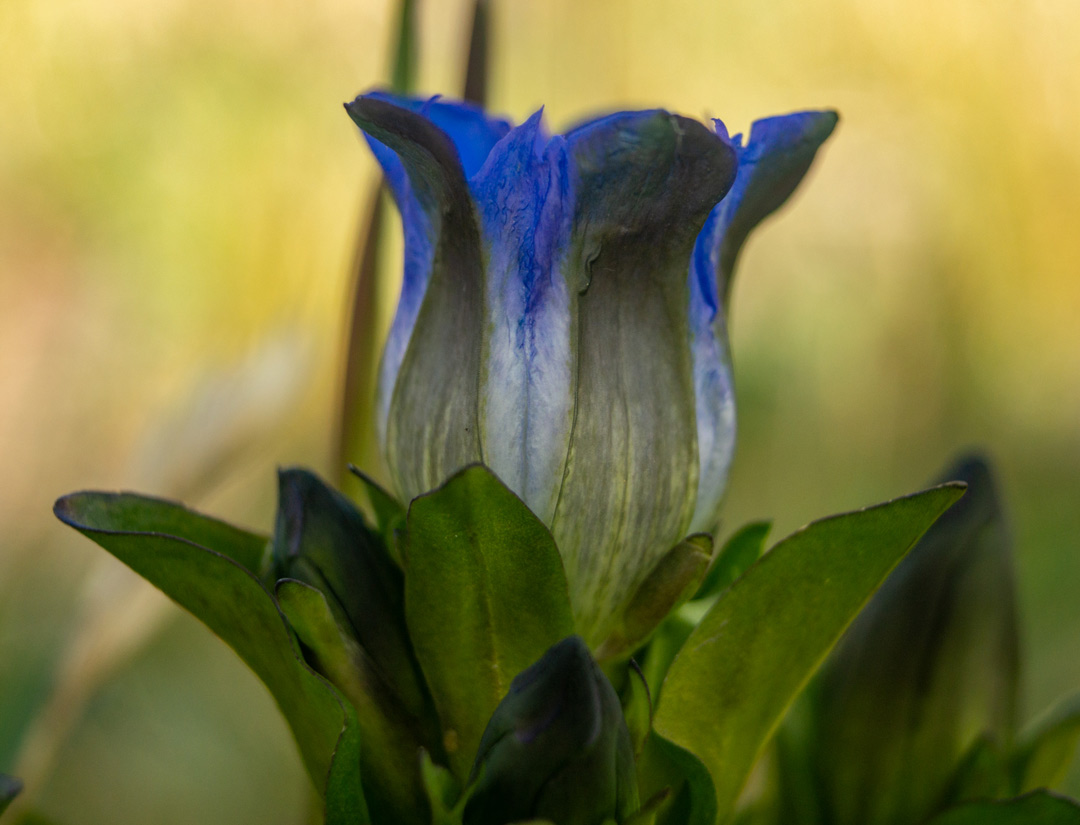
[270,467,431,720]
[463,635,638,825]
[779,455,1020,825]
[347,92,836,642]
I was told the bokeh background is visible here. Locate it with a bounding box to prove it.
[2,0,1078,821]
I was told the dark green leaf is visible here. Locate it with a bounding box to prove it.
[794,455,1019,825]
[925,791,1080,824]
[622,661,654,760]
[694,522,771,601]
[625,788,674,825]
[53,492,369,824]
[637,611,698,703]
[637,733,717,825]
[946,736,1012,803]
[348,464,406,556]
[276,579,427,823]
[0,774,21,816]
[652,483,966,824]
[403,465,575,779]
[1015,693,1080,794]
[636,523,770,703]
[56,491,268,572]
[420,749,464,825]
[271,469,430,725]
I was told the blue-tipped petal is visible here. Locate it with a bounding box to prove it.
[687,110,838,532]
[472,111,575,525]
[345,95,486,501]
[553,110,737,641]
[353,92,511,446]
[707,109,839,305]
[364,91,512,177]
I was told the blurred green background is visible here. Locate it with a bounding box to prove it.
[1,0,1078,821]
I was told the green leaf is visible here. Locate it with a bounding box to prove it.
[946,736,1012,803]
[403,465,575,779]
[53,492,369,825]
[621,661,654,760]
[349,464,407,563]
[636,523,770,702]
[271,469,429,724]
[790,455,1019,825]
[596,535,712,662]
[637,610,698,703]
[694,522,771,601]
[925,791,1080,824]
[0,774,21,816]
[420,749,465,825]
[55,491,269,572]
[652,483,966,824]
[1015,693,1080,793]
[275,579,427,822]
[637,733,717,825]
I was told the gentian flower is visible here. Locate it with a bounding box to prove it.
[346,92,836,643]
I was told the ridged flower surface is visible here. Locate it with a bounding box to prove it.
[347,92,836,641]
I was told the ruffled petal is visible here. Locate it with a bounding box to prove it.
[471,111,576,525]
[345,95,487,501]
[706,109,839,307]
[687,110,838,532]
[364,91,512,177]
[553,110,737,641]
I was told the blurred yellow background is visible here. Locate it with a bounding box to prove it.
[1,0,1078,821]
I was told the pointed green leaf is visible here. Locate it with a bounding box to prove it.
[637,523,770,702]
[276,579,427,822]
[55,491,270,572]
[1015,693,1080,794]
[792,455,1019,825]
[0,774,21,816]
[420,749,465,825]
[946,736,1012,803]
[925,791,1080,824]
[622,661,654,760]
[271,469,429,723]
[638,611,699,703]
[637,733,717,825]
[53,492,369,824]
[403,465,575,779]
[694,521,771,601]
[653,483,966,823]
[349,464,407,557]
